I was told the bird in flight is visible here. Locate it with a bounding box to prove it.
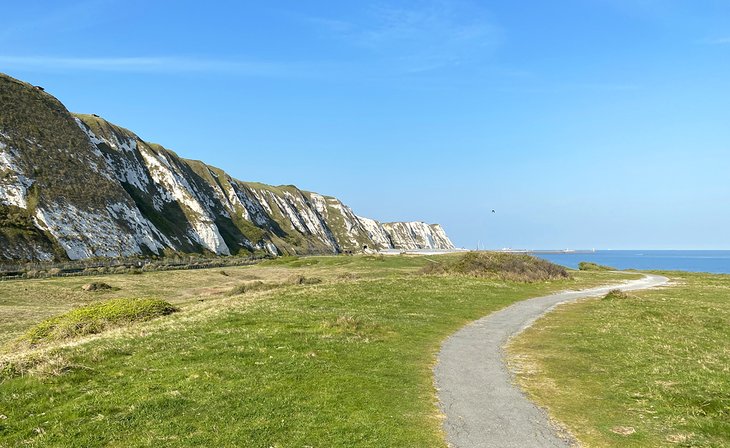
[491,209,496,213]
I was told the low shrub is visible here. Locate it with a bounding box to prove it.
[421,252,570,282]
[578,261,615,271]
[19,298,178,346]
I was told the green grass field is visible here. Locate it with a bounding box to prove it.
[508,272,730,448]
[0,254,635,447]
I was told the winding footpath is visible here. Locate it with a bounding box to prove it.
[434,274,668,448]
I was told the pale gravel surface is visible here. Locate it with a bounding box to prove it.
[434,274,668,448]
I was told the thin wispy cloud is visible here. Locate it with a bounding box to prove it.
[700,37,730,45]
[594,0,680,19]
[0,0,118,43]
[304,1,501,73]
[0,55,306,77]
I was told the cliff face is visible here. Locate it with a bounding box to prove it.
[0,73,455,261]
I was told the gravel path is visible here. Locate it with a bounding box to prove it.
[434,274,668,448]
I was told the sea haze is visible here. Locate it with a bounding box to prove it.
[535,250,730,274]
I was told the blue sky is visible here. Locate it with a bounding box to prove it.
[2,0,729,249]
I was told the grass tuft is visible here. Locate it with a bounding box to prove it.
[321,315,381,342]
[18,298,178,347]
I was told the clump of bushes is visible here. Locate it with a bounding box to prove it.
[81,282,113,292]
[603,289,632,300]
[421,252,570,282]
[579,261,615,271]
[19,298,178,347]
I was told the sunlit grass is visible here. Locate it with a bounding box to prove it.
[0,255,635,447]
[508,272,730,448]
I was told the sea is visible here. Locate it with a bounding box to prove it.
[534,250,730,274]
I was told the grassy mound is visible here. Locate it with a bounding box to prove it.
[602,289,632,300]
[421,251,570,282]
[81,282,113,292]
[20,298,178,346]
[578,261,615,271]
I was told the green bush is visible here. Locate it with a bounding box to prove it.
[421,251,570,282]
[578,261,615,271]
[20,298,178,346]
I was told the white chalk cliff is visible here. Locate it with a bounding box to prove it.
[0,73,455,260]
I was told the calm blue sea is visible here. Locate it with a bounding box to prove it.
[534,250,730,274]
